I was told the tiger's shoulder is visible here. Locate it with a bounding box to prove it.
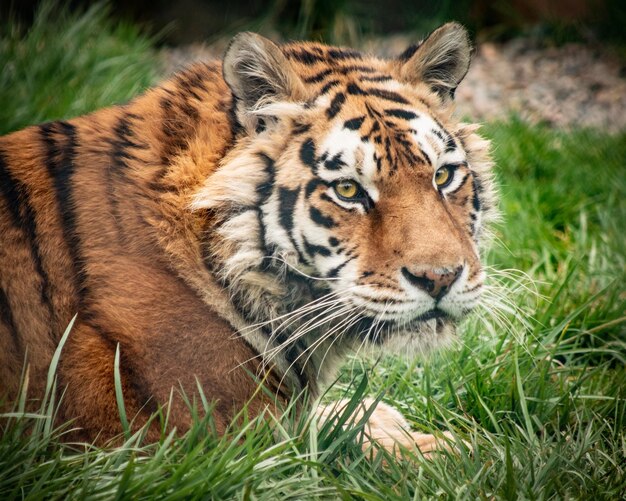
[0,60,239,403]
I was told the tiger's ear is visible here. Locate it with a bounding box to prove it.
[395,22,471,102]
[223,32,307,132]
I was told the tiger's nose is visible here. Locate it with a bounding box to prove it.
[401,265,463,300]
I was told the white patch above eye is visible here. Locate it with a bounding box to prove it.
[318,124,365,177]
[407,115,467,169]
[318,124,379,202]
[409,112,445,161]
[437,148,466,167]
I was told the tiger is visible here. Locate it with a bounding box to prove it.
[0,22,496,455]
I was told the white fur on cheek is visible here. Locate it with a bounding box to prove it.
[190,153,268,210]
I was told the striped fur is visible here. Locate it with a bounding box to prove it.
[0,23,496,443]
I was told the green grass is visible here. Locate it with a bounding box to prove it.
[0,1,158,136]
[1,3,625,499]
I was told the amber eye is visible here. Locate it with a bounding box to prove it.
[434,166,453,188]
[334,179,359,199]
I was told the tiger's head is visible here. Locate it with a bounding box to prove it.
[192,23,496,385]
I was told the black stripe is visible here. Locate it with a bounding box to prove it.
[175,72,203,102]
[0,287,20,350]
[0,148,55,319]
[292,122,312,135]
[303,238,331,258]
[360,75,392,82]
[385,109,418,121]
[338,65,377,75]
[323,153,346,171]
[257,209,275,273]
[385,137,392,164]
[179,65,210,95]
[256,153,276,202]
[418,146,433,166]
[346,83,367,96]
[327,48,363,60]
[326,257,354,278]
[255,120,267,134]
[278,186,308,265]
[227,94,244,138]
[368,88,410,104]
[278,186,299,235]
[430,129,448,151]
[319,193,334,204]
[173,69,204,116]
[159,94,190,164]
[108,113,143,242]
[326,92,346,119]
[305,178,326,198]
[255,155,276,268]
[41,121,86,300]
[304,69,333,83]
[371,153,380,171]
[310,206,336,228]
[286,48,326,65]
[445,135,457,153]
[344,116,365,130]
[299,139,317,171]
[365,102,382,119]
[318,79,341,95]
[0,149,24,229]
[398,44,420,61]
[472,175,482,212]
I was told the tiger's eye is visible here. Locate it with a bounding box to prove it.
[335,180,359,199]
[434,166,452,187]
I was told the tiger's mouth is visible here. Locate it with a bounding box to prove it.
[411,308,450,323]
[345,308,456,345]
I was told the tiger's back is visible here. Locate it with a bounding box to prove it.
[0,62,263,434]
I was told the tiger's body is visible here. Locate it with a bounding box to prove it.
[0,23,496,449]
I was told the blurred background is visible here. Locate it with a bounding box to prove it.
[3,0,626,46]
[4,0,624,133]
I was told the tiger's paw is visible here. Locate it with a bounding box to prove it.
[317,398,466,460]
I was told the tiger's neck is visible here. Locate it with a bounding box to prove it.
[205,247,352,395]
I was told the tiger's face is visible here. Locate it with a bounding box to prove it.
[277,97,483,336]
[194,23,496,365]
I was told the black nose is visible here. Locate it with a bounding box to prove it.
[401,265,463,300]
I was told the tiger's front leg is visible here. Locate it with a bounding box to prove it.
[317,398,461,460]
